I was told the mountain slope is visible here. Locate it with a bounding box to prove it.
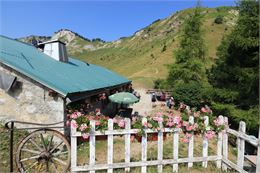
[75,7,238,87]
[19,7,238,88]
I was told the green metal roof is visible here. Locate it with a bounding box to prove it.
[0,36,130,96]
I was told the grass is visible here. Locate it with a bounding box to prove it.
[0,122,29,173]
[70,7,237,88]
[76,134,237,173]
[0,118,238,173]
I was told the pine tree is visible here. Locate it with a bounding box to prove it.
[209,0,259,107]
[167,6,207,86]
[166,4,209,107]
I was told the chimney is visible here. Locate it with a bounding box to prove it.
[38,40,68,62]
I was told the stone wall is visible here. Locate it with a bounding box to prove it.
[0,64,65,127]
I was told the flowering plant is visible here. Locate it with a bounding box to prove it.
[67,106,228,142]
[131,116,160,136]
[67,112,126,139]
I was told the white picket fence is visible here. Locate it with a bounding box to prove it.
[70,116,260,173]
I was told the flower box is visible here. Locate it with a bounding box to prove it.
[134,132,167,143]
[78,135,108,143]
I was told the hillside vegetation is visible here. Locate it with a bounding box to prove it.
[76,7,237,88]
[19,7,237,88]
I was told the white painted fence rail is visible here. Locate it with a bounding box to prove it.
[70,116,260,173]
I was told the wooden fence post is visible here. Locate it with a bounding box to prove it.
[173,128,179,172]
[188,116,194,168]
[237,121,246,171]
[141,117,147,173]
[222,117,228,171]
[256,126,260,173]
[202,116,209,168]
[216,116,223,169]
[157,121,163,173]
[90,120,96,173]
[125,118,131,172]
[107,119,114,173]
[71,125,77,173]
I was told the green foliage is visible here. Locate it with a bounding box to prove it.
[167,6,207,86]
[175,8,206,63]
[161,45,167,52]
[208,0,259,135]
[212,88,239,103]
[153,79,167,89]
[168,59,206,85]
[209,0,259,107]
[214,15,223,24]
[172,81,212,108]
[211,103,259,135]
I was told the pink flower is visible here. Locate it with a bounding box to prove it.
[76,112,82,117]
[153,116,163,122]
[152,116,158,121]
[70,112,78,119]
[186,133,193,138]
[79,123,88,131]
[186,125,193,131]
[132,117,137,123]
[193,123,198,129]
[95,121,101,126]
[118,119,125,128]
[204,130,215,140]
[156,112,163,116]
[142,121,148,127]
[82,133,89,139]
[166,121,174,127]
[71,120,78,129]
[174,116,181,124]
[66,120,70,127]
[182,137,189,143]
[157,117,163,122]
[113,118,118,124]
[201,107,207,113]
[214,118,222,126]
[194,112,200,117]
[87,116,94,120]
[182,121,188,127]
[130,135,135,142]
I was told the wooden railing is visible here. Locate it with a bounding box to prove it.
[70,116,260,173]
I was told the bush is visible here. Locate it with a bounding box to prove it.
[172,81,212,108]
[161,45,167,52]
[214,15,223,24]
[212,88,239,103]
[211,103,259,135]
[153,79,167,89]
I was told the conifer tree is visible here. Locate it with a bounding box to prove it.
[209,0,259,107]
[167,5,207,86]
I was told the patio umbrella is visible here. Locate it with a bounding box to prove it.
[109,92,139,104]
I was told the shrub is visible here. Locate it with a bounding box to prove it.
[214,15,223,24]
[172,82,212,108]
[161,45,167,52]
[211,103,259,135]
[153,79,167,89]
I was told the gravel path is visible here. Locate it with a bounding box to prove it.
[131,88,153,116]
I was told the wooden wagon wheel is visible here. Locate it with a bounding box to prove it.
[16,129,71,173]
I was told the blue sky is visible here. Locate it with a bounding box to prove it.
[0,0,236,41]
